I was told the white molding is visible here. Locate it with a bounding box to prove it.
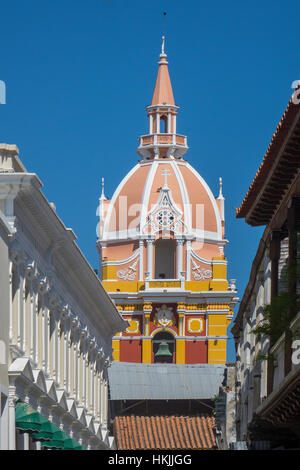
[190,249,227,265]
[113,335,228,341]
[102,250,139,266]
[170,160,192,231]
[102,164,140,240]
[139,160,158,234]
[184,162,222,238]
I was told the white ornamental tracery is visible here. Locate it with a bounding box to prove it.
[191,258,212,281]
[117,259,138,281]
[143,184,187,236]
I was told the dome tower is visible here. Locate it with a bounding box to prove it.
[97,38,238,365]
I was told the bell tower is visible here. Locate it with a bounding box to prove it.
[137,37,188,160]
[98,37,238,365]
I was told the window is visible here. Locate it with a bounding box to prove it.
[160,115,168,133]
[155,238,175,279]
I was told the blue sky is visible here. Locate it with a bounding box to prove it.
[0,0,298,361]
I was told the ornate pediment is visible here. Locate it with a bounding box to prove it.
[143,186,187,235]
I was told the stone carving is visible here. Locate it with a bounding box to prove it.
[25,260,38,281]
[38,275,50,295]
[117,259,138,281]
[154,304,175,328]
[191,259,212,281]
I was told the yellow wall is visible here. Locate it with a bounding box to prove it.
[176,339,185,364]
[142,339,152,363]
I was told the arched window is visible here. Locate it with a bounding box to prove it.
[155,238,175,279]
[160,115,168,133]
[153,331,175,363]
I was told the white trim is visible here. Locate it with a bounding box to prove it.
[113,335,228,341]
[190,249,227,265]
[102,250,139,266]
[171,160,192,231]
[183,162,222,238]
[139,161,158,234]
[102,228,222,243]
[150,327,177,338]
[102,164,140,240]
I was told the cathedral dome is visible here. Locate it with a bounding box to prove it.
[101,159,223,243]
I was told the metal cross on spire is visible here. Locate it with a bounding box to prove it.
[162,168,171,188]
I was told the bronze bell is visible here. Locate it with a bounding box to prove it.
[155,341,172,358]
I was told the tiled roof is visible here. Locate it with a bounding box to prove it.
[113,415,216,450]
[236,88,300,225]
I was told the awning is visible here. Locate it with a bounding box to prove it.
[15,402,84,450]
[15,402,48,432]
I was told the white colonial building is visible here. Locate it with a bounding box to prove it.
[0,143,126,450]
[232,88,300,449]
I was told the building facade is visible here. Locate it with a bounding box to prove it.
[232,88,300,449]
[0,144,126,450]
[97,38,238,366]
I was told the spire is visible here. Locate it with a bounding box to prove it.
[151,36,175,106]
[137,36,188,160]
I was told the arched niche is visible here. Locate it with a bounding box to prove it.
[152,330,175,363]
[154,238,176,279]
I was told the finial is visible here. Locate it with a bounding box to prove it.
[218,177,223,198]
[100,177,106,200]
[161,35,165,55]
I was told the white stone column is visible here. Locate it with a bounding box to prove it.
[31,292,38,366]
[176,239,184,279]
[139,239,144,282]
[146,238,154,279]
[149,114,153,134]
[156,113,160,134]
[186,239,191,281]
[62,307,71,392]
[167,113,171,133]
[101,363,109,429]
[8,386,16,450]
[17,431,30,450]
[173,115,177,134]
[75,338,80,402]
[12,267,21,346]
[0,392,8,450]
[79,329,88,408]
[42,306,49,374]
[9,263,13,342]
[18,274,25,351]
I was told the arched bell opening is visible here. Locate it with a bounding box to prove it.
[153,331,175,363]
[160,115,168,133]
[154,238,176,279]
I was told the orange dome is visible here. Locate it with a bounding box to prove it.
[102,159,223,242]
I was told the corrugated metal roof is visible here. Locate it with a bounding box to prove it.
[108,362,225,400]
